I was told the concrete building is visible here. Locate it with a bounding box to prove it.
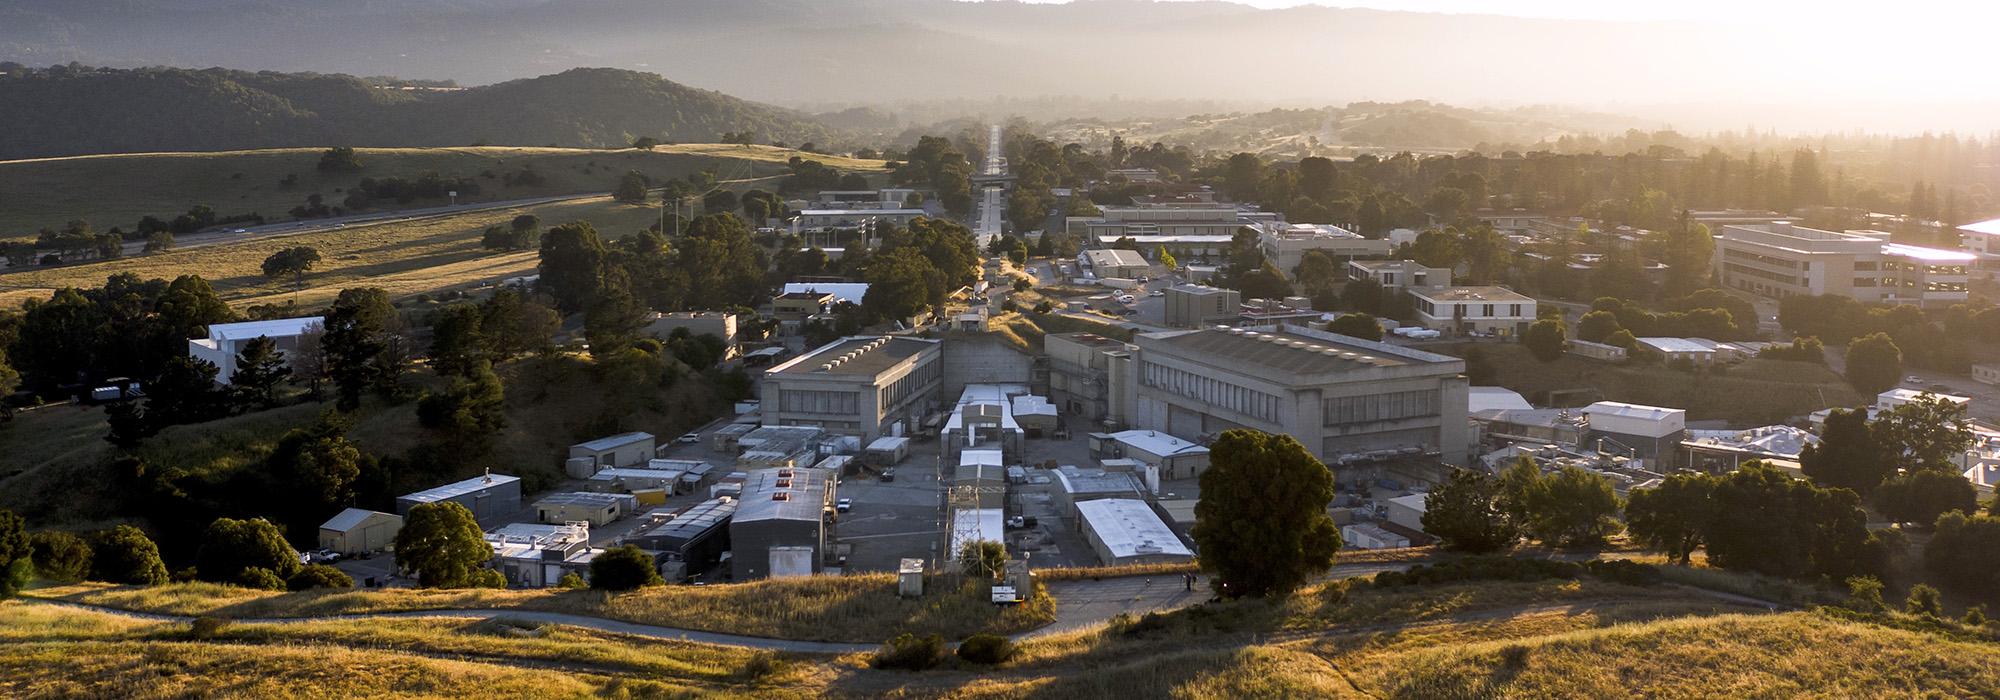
[1342,522,1412,550]
[318,508,401,555]
[621,498,737,582]
[1128,323,1469,466]
[1074,499,1195,566]
[1080,248,1151,279]
[1163,284,1242,329]
[762,336,943,441]
[772,290,837,322]
[396,473,523,524]
[186,316,324,385]
[790,208,927,237]
[533,492,633,526]
[1385,493,1428,532]
[779,282,869,306]
[1581,401,1687,469]
[942,384,1031,462]
[487,522,598,588]
[1071,205,1274,247]
[1877,388,1971,412]
[1974,364,2000,386]
[1713,222,1972,307]
[1634,338,1718,365]
[569,433,655,470]
[1093,429,1212,481]
[1046,332,1136,426]
[1956,217,2000,279]
[1259,223,1391,272]
[729,467,835,580]
[735,425,826,469]
[1052,466,1147,519]
[642,312,738,357]
[1407,286,1537,337]
[1347,260,1451,292]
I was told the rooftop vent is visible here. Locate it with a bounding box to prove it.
[771,492,790,501]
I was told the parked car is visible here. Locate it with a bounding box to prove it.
[836,498,853,513]
[675,432,700,444]
[880,469,896,482]
[1148,290,1165,297]
[1906,375,1923,384]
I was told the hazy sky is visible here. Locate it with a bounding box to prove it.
[1027,0,1994,27]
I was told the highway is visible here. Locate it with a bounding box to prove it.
[975,124,1005,245]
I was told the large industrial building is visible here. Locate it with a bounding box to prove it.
[761,336,943,441]
[1258,223,1390,272]
[1079,248,1151,280]
[622,497,737,582]
[1073,499,1195,566]
[729,467,835,580]
[395,473,523,524]
[1126,324,1469,466]
[1580,401,1687,470]
[1045,333,1135,426]
[187,316,324,385]
[1713,222,1971,308]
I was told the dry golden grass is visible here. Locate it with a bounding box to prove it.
[1034,561,1200,581]
[0,144,885,236]
[34,575,1057,644]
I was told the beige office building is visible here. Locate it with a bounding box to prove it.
[1045,332,1136,426]
[1163,284,1242,328]
[762,336,943,441]
[1714,222,1970,308]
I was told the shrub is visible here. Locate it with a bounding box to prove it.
[189,617,229,639]
[590,545,664,591]
[872,633,947,671]
[1843,576,1886,613]
[236,566,287,591]
[557,572,586,589]
[1584,559,1661,586]
[29,531,93,583]
[1498,644,1532,670]
[1964,605,1988,627]
[1907,583,1944,617]
[286,564,355,591]
[736,652,786,680]
[955,633,1015,665]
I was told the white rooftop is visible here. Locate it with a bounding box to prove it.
[1108,429,1210,458]
[866,436,911,451]
[400,473,519,504]
[1387,493,1428,513]
[1881,243,1977,262]
[781,282,870,305]
[206,316,323,342]
[1960,217,2000,237]
[1635,337,1717,354]
[950,507,1006,559]
[1468,387,1533,413]
[320,507,391,532]
[574,432,653,451]
[1075,499,1193,559]
[1877,388,1972,406]
[798,208,928,217]
[1584,401,1686,421]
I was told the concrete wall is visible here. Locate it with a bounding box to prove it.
[941,335,1034,398]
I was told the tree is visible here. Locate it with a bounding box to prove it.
[480,289,560,357]
[1191,430,1340,598]
[1575,310,1622,344]
[613,170,650,204]
[958,540,1007,581]
[1873,395,1974,474]
[1423,469,1519,553]
[228,336,291,409]
[1519,465,1623,547]
[426,304,485,378]
[1800,409,1891,495]
[1624,472,1716,565]
[864,247,940,322]
[1925,511,2000,590]
[1906,583,1944,617]
[1341,277,1386,315]
[394,501,495,588]
[1873,471,1977,528]
[270,413,365,507]
[261,246,322,279]
[1328,313,1384,341]
[631,136,660,151]
[317,147,363,173]
[0,510,28,597]
[1155,246,1178,270]
[1523,318,1566,362]
[29,531,92,583]
[146,355,223,425]
[104,399,153,448]
[195,517,301,584]
[538,222,607,314]
[589,545,664,591]
[91,525,168,585]
[416,360,507,462]
[143,231,175,253]
[583,275,648,357]
[1705,462,1876,580]
[1843,332,1902,396]
[322,287,401,410]
[288,563,354,590]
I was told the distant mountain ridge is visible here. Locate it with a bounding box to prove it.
[0,65,836,159]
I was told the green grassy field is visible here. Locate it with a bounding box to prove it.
[1439,341,1862,425]
[0,144,886,237]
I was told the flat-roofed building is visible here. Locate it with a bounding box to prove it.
[1080,248,1151,279]
[772,290,836,322]
[1163,284,1241,329]
[487,522,598,588]
[1407,286,1537,337]
[1128,323,1469,466]
[1074,499,1194,566]
[1093,429,1212,480]
[533,492,633,526]
[730,467,835,580]
[790,208,928,237]
[1259,223,1391,272]
[569,432,655,470]
[762,336,943,441]
[1347,259,1451,292]
[1581,401,1687,469]
[396,473,523,524]
[1052,465,1147,519]
[187,316,324,385]
[621,498,737,581]
[1046,332,1136,426]
[1714,222,1971,307]
[642,312,738,358]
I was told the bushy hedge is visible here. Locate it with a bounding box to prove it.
[955,633,1015,664]
[872,633,946,671]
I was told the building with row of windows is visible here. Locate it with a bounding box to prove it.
[1713,222,1971,308]
[760,336,943,442]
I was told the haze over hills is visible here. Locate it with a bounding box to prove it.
[0,66,836,159]
[4,0,1997,135]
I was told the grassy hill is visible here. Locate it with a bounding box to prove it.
[0,144,887,237]
[0,66,842,161]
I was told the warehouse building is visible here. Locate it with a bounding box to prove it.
[622,497,737,582]
[569,433,655,470]
[1074,499,1195,566]
[1127,323,1469,466]
[396,472,523,525]
[1052,466,1147,519]
[318,508,401,555]
[1092,429,1212,481]
[1581,401,1687,470]
[187,316,324,385]
[762,336,943,441]
[942,384,1031,462]
[729,467,836,580]
[533,492,634,526]
[586,468,687,493]
[1080,248,1152,280]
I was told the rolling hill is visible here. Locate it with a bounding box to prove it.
[0,65,839,159]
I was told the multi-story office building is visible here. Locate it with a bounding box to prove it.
[1258,223,1391,272]
[1347,260,1451,292]
[1713,222,1970,307]
[1045,332,1135,426]
[1956,217,2000,279]
[1126,324,1468,465]
[761,336,943,441]
[1163,284,1242,328]
[1407,286,1538,337]
[1065,204,1282,261]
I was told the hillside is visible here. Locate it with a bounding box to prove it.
[0,66,839,159]
[0,144,885,236]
